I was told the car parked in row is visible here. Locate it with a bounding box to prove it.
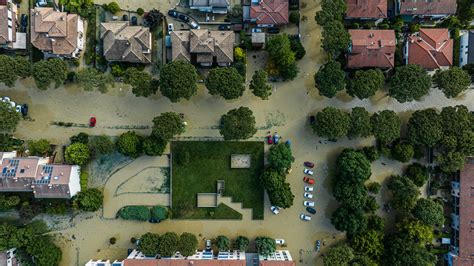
[303,201,314,207]
[306,207,316,214]
[168,10,179,18]
[304,168,314,175]
[270,205,280,214]
[300,214,311,221]
[304,192,313,199]
[190,21,200,29]
[304,161,314,168]
[304,186,313,192]
[218,24,231,30]
[275,239,285,245]
[303,176,315,185]
[179,14,190,22]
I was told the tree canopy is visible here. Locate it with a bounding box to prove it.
[434,67,471,98]
[178,232,198,257]
[260,168,295,209]
[333,179,367,209]
[32,58,67,90]
[234,236,250,251]
[0,102,21,133]
[117,131,142,158]
[370,110,401,143]
[407,109,443,147]
[314,61,346,98]
[160,60,198,102]
[0,55,31,87]
[348,107,372,139]
[266,34,299,80]
[313,107,350,139]
[321,21,351,56]
[315,0,346,26]
[157,232,179,257]
[331,205,367,236]
[75,68,114,92]
[412,198,444,226]
[387,175,420,211]
[351,230,384,261]
[219,107,257,140]
[74,188,103,211]
[391,142,414,163]
[152,112,185,140]
[65,143,90,165]
[268,143,295,171]
[138,232,160,257]
[323,243,354,266]
[405,163,428,187]
[348,69,385,99]
[389,64,432,103]
[88,135,114,157]
[255,237,276,256]
[250,70,272,100]
[124,67,158,97]
[336,149,372,182]
[216,235,230,251]
[383,232,437,266]
[206,67,245,100]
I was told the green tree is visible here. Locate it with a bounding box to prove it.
[0,101,21,133]
[118,206,150,221]
[65,143,90,165]
[178,232,198,257]
[142,136,167,156]
[367,215,385,232]
[117,131,142,158]
[266,34,299,80]
[323,243,354,266]
[405,163,428,187]
[333,179,367,209]
[0,55,31,87]
[219,107,257,140]
[70,132,89,144]
[387,175,420,211]
[315,0,346,25]
[268,143,295,170]
[389,64,432,103]
[13,57,31,78]
[349,107,372,139]
[336,149,372,182]
[260,168,286,193]
[440,105,474,155]
[206,67,245,100]
[391,142,414,163]
[348,69,385,99]
[26,235,62,266]
[216,235,230,251]
[32,58,67,90]
[290,37,306,60]
[0,195,21,211]
[457,0,474,25]
[160,60,198,102]
[370,110,401,143]
[268,182,294,209]
[74,188,103,211]
[27,139,51,156]
[289,10,300,23]
[383,233,436,266]
[412,198,444,226]
[366,182,381,194]
[158,232,179,257]
[434,67,471,98]
[106,2,120,13]
[124,68,157,97]
[407,109,443,147]
[152,112,185,140]
[321,21,351,56]
[255,237,276,256]
[75,68,114,92]
[137,8,144,16]
[331,206,367,236]
[364,195,379,213]
[437,151,465,173]
[314,61,346,98]
[351,230,384,260]
[250,70,272,100]
[88,135,114,157]
[234,236,249,251]
[313,107,350,139]
[138,233,160,257]
[363,146,380,162]
[397,220,434,244]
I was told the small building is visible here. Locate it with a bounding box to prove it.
[189,0,230,14]
[396,0,456,21]
[30,7,84,58]
[170,29,235,67]
[404,28,453,69]
[0,248,19,266]
[251,32,265,48]
[347,29,396,69]
[459,30,474,67]
[0,151,81,199]
[0,0,26,50]
[345,0,387,20]
[248,0,289,27]
[100,21,152,64]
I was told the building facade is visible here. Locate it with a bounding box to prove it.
[404,28,453,69]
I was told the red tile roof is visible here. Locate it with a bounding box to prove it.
[123,259,247,266]
[399,0,456,16]
[407,28,453,69]
[347,29,396,68]
[259,261,296,266]
[346,0,387,19]
[250,0,289,25]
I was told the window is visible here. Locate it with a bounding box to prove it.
[20,169,25,173]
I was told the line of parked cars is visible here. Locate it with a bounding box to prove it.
[2,97,28,117]
[300,161,316,221]
[167,9,200,30]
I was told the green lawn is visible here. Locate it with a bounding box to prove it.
[171,141,264,220]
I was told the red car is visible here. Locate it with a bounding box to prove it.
[89,116,96,127]
[266,135,273,144]
[303,176,315,185]
[304,161,315,168]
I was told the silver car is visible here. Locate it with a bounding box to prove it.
[300,214,311,221]
[304,192,313,199]
[303,201,315,207]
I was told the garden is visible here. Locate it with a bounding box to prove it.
[171,141,264,220]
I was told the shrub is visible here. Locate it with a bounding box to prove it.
[106,2,120,14]
[65,143,91,165]
[362,146,380,162]
[70,132,89,144]
[289,11,300,24]
[118,206,151,221]
[117,131,142,158]
[366,182,381,194]
[80,171,89,190]
[28,139,51,156]
[137,8,144,16]
[150,206,168,220]
[74,188,103,211]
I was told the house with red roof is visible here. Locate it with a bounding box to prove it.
[345,0,388,20]
[396,0,456,20]
[248,0,289,27]
[347,29,396,69]
[404,28,453,69]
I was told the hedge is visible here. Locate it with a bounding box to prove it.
[80,171,89,190]
[118,206,151,221]
[150,206,168,220]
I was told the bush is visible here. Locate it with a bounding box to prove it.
[65,143,91,165]
[106,2,120,14]
[391,142,414,163]
[117,131,142,158]
[70,132,89,144]
[118,206,151,221]
[366,182,381,194]
[289,11,300,24]
[74,188,103,211]
[89,135,114,157]
[137,8,144,16]
[28,139,51,156]
[363,146,380,162]
[80,171,89,190]
[405,163,428,187]
[150,206,168,220]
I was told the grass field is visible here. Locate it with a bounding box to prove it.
[171,141,264,220]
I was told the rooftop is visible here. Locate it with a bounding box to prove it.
[398,0,456,16]
[346,0,387,19]
[407,28,453,69]
[347,29,396,68]
[250,0,289,25]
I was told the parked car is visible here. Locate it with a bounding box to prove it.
[122,14,129,21]
[131,16,138,26]
[273,134,280,144]
[112,16,119,20]
[168,23,174,32]
[2,97,10,103]
[309,115,316,125]
[218,24,231,30]
[21,104,28,117]
[205,239,212,251]
[285,140,291,146]
[303,201,315,207]
[89,116,96,127]
[251,28,262,33]
[304,168,314,175]
[189,21,200,29]
[36,0,47,7]
[267,27,280,34]
[20,14,28,32]
[304,186,314,192]
[307,207,317,214]
[266,135,273,144]
[148,218,160,223]
[304,161,314,168]
[270,205,280,214]
[304,192,313,199]
[303,176,315,185]
[168,10,179,18]
[179,14,190,22]
[300,214,311,221]
[9,101,16,108]
[275,239,285,245]
[15,105,22,113]
[315,240,321,251]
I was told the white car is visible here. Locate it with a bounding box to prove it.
[304,168,314,175]
[304,186,314,192]
[300,214,311,221]
[275,239,285,245]
[2,97,10,103]
[304,192,313,199]
[168,23,174,32]
[15,106,22,113]
[270,206,280,214]
[9,101,16,108]
[190,21,200,29]
[303,201,315,207]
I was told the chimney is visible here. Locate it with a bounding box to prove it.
[369,32,374,38]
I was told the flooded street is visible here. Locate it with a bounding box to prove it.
[1,0,474,265]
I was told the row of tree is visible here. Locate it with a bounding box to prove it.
[315,0,350,58]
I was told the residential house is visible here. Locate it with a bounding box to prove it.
[247,0,289,27]
[170,29,234,67]
[404,28,453,69]
[30,7,84,58]
[345,0,388,20]
[446,157,474,266]
[0,0,26,49]
[251,32,265,48]
[0,151,81,199]
[347,29,396,68]
[459,30,474,67]
[396,0,456,21]
[0,248,19,266]
[100,21,152,64]
[189,0,230,14]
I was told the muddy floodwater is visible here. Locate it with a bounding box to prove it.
[1,0,474,265]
